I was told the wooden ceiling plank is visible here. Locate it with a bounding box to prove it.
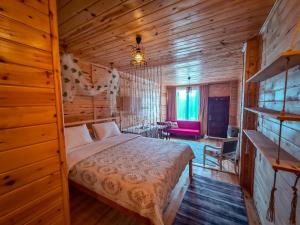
[68,7,269,60]
[24,0,49,15]
[57,0,275,85]
[78,23,260,61]
[65,0,272,51]
[58,0,100,25]
[59,0,156,38]
[63,0,222,45]
[80,32,251,64]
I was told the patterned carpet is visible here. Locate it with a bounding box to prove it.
[171,139,215,166]
[171,138,236,173]
[172,174,248,225]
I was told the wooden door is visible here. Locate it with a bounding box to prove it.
[207,96,230,138]
[0,1,70,224]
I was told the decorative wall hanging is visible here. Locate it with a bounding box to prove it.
[60,53,119,102]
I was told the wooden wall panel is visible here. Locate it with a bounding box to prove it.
[0,187,62,225]
[63,60,112,123]
[0,63,54,88]
[0,106,57,129]
[0,0,50,33]
[0,140,59,173]
[252,1,300,224]
[0,0,69,224]
[0,172,61,217]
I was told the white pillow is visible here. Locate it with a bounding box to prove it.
[170,121,178,128]
[92,121,121,140]
[64,124,93,151]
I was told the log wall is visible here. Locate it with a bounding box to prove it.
[0,0,70,224]
[253,1,300,224]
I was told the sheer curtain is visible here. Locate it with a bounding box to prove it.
[166,86,177,121]
[176,86,200,121]
[199,85,208,135]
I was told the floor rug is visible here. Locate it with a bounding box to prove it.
[172,174,248,225]
[171,139,215,166]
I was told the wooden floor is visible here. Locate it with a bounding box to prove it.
[70,165,260,225]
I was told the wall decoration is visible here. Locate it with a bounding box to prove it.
[60,53,119,102]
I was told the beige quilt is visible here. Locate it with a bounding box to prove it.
[68,134,194,225]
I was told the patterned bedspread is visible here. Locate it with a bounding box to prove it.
[68,134,194,225]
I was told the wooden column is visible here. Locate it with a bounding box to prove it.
[239,36,261,194]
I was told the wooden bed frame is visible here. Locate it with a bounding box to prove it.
[64,118,193,225]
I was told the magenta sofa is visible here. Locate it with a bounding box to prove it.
[167,120,201,138]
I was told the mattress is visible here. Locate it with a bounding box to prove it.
[67,134,194,225]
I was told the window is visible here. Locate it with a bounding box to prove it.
[176,87,200,120]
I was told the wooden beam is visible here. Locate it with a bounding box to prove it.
[239,36,261,195]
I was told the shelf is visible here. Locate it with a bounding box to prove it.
[244,107,300,121]
[243,130,300,174]
[246,50,300,83]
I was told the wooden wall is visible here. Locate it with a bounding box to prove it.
[163,80,240,126]
[63,60,113,123]
[253,1,300,224]
[0,1,70,224]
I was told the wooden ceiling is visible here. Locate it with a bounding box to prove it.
[57,0,275,85]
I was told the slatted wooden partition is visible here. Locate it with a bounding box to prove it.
[0,0,70,224]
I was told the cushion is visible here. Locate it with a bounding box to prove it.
[166,121,178,128]
[92,121,121,140]
[168,128,200,136]
[176,120,200,130]
[170,121,178,128]
[64,124,93,151]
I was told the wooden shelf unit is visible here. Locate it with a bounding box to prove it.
[243,130,300,174]
[244,107,300,121]
[246,50,300,83]
[243,49,300,175]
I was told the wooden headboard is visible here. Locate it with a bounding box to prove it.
[64,117,121,129]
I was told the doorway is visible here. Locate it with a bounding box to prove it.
[207,96,230,138]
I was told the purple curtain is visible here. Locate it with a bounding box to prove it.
[167,86,177,121]
[199,85,208,135]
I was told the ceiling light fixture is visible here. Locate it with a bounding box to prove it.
[186,76,192,93]
[131,35,146,66]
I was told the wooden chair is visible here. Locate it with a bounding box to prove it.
[203,136,239,173]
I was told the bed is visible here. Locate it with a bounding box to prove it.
[65,118,195,225]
